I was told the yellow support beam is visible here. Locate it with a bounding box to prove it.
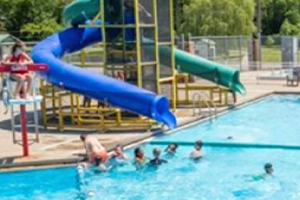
[134,0,142,88]
[153,0,160,94]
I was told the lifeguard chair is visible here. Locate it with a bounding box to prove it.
[0,63,48,156]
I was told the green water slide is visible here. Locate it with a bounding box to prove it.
[63,0,246,95]
[175,50,246,94]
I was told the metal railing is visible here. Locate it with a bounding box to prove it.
[192,92,217,121]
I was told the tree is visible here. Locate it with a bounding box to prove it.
[261,0,300,35]
[280,19,300,36]
[179,0,256,36]
[0,0,70,40]
[264,36,275,47]
[21,19,63,41]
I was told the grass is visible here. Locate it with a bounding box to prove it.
[261,46,300,63]
[261,47,281,62]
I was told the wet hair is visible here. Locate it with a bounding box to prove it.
[134,147,143,157]
[195,140,203,148]
[115,144,123,150]
[165,143,178,152]
[11,41,24,54]
[80,134,87,141]
[264,163,273,170]
[153,148,161,155]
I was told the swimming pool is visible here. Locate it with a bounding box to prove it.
[1,146,299,200]
[0,95,300,200]
[157,95,300,146]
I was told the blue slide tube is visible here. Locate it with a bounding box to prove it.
[31,23,176,129]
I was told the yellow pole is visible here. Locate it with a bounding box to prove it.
[185,75,189,102]
[51,85,56,116]
[100,0,107,76]
[58,95,63,131]
[175,75,179,104]
[153,0,160,93]
[169,0,177,110]
[40,80,47,127]
[76,94,82,126]
[70,93,75,125]
[134,0,142,87]
[80,50,86,68]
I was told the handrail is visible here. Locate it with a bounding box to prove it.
[192,93,201,116]
[199,91,217,121]
[192,92,217,121]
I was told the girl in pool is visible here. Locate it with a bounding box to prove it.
[109,145,129,168]
[164,143,178,159]
[134,147,148,170]
[2,41,33,99]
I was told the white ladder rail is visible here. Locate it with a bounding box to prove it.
[192,92,217,121]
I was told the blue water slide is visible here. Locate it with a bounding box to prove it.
[31,22,176,129]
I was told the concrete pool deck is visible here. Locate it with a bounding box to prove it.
[0,71,299,169]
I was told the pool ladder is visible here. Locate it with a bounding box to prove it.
[192,92,217,122]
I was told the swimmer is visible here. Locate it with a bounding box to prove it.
[134,147,147,169]
[148,148,167,166]
[261,163,274,178]
[111,144,129,160]
[80,134,110,172]
[164,143,178,159]
[190,140,203,161]
[227,136,234,140]
[251,163,274,181]
[109,144,129,167]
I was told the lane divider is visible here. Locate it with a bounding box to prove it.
[150,141,300,150]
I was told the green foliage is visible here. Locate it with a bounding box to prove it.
[261,0,300,35]
[179,0,256,36]
[0,0,68,40]
[1,0,300,41]
[280,19,300,36]
[264,36,275,47]
[21,19,63,41]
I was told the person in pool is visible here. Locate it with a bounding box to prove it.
[80,134,110,172]
[134,147,148,169]
[148,148,167,166]
[109,144,129,167]
[111,144,129,160]
[164,143,178,159]
[190,140,203,161]
[251,163,274,181]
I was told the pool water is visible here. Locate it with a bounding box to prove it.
[1,146,300,200]
[157,95,300,145]
[1,95,300,200]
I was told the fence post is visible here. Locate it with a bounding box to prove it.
[180,34,185,50]
[239,35,243,71]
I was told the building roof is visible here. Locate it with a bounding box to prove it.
[0,34,19,43]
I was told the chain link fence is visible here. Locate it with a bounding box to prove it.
[176,35,300,73]
[1,35,300,75]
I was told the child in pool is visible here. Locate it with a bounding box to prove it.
[164,143,178,159]
[190,140,203,161]
[148,148,167,166]
[252,163,274,181]
[109,145,129,167]
[134,147,148,170]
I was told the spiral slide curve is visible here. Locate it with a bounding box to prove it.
[31,2,177,129]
